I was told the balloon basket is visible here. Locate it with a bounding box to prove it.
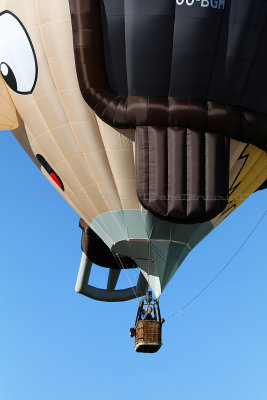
[134,320,162,353]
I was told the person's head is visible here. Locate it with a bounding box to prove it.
[146,307,152,314]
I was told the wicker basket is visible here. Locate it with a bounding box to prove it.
[134,320,162,353]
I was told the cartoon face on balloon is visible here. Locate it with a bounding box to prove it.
[0,0,266,226]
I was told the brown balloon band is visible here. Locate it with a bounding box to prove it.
[69,0,267,224]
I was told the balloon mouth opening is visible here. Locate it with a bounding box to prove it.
[36,154,64,191]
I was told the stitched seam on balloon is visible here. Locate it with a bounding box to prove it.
[95,117,133,239]
[34,0,104,220]
[95,116,131,207]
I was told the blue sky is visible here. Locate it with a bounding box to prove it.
[0,132,266,400]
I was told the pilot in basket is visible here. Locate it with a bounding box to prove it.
[129,291,165,353]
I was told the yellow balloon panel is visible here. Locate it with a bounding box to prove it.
[212,143,267,227]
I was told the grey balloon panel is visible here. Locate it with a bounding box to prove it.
[100,0,267,113]
[75,252,148,302]
[90,210,150,249]
[162,241,192,289]
[90,210,213,246]
[90,210,213,296]
[107,269,121,290]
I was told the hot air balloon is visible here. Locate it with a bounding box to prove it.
[0,0,266,311]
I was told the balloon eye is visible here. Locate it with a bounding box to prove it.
[0,11,38,94]
[0,62,17,92]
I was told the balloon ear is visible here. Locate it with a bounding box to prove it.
[0,75,18,131]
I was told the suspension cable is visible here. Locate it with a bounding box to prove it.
[166,210,267,320]
[115,253,139,299]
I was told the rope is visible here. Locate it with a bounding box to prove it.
[115,253,139,300]
[166,210,267,320]
[148,241,151,290]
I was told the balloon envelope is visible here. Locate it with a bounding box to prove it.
[0,0,266,299]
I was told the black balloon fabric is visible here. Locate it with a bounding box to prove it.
[100,0,267,114]
[69,0,267,224]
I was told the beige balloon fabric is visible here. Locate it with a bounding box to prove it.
[0,0,139,227]
[0,0,266,298]
[0,75,18,130]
